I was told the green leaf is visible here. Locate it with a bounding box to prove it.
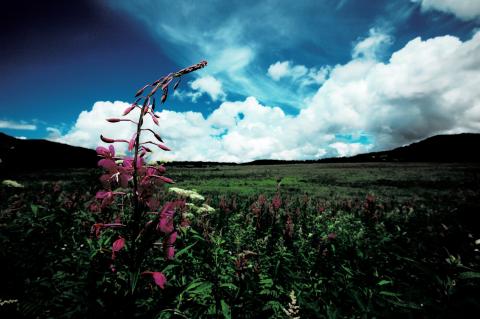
[220,283,238,291]
[377,280,393,286]
[175,241,198,258]
[221,300,231,319]
[458,272,480,280]
[31,204,38,217]
[161,264,178,274]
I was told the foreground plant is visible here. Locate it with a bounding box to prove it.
[90,60,207,314]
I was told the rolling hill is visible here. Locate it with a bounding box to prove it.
[0,132,98,174]
[1,132,479,175]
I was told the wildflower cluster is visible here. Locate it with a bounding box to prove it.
[91,61,207,292]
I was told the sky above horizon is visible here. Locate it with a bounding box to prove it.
[1,0,480,162]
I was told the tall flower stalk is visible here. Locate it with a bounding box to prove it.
[92,61,207,310]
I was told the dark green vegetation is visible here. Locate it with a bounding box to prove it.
[1,163,480,318]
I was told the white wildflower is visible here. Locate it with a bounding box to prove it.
[0,299,18,306]
[282,290,300,319]
[2,179,24,188]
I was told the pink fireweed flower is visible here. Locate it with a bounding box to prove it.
[122,157,144,170]
[157,202,175,234]
[146,197,160,211]
[163,231,177,260]
[100,164,133,189]
[112,237,125,260]
[272,194,282,211]
[96,145,115,158]
[168,231,177,244]
[142,271,167,289]
[165,246,175,260]
[96,144,118,172]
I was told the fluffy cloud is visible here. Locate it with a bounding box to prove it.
[329,142,373,157]
[352,28,393,60]
[267,61,330,86]
[189,75,226,102]
[53,98,336,162]
[415,0,480,21]
[0,120,37,130]
[267,61,291,81]
[299,30,480,149]
[55,31,480,162]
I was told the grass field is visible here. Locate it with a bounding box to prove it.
[1,162,480,318]
[167,162,480,199]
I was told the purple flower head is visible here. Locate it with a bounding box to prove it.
[142,271,167,289]
[168,231,177,244]
[272,194,282,211]
[96,145,115,158]
[157,202,175,234]
[165,245,175,260]
[112,237,125,260]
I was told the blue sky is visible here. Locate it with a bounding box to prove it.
[1,0,480,162]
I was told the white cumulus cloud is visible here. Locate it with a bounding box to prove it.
[300,30,480,149]
[267,61,330,86]
[352,28,393,60]
[190,75,226,102]
[54,31,480,162]
[415,0,480,21]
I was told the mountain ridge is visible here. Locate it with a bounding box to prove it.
[1,132,479,174]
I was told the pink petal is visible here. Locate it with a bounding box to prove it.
[168,231,177,244]
[112,237,125,252]
[128,133,137,151]
[152,272,167,289]
[119,174,130,188]
[158,176,174,184]
[98,159,117,170]
[165,246,175,260]
[96,146,109,156]
[109,145,115,157]
[96,191,109,199]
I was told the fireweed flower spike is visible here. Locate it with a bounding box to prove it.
[91,60,207,304]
